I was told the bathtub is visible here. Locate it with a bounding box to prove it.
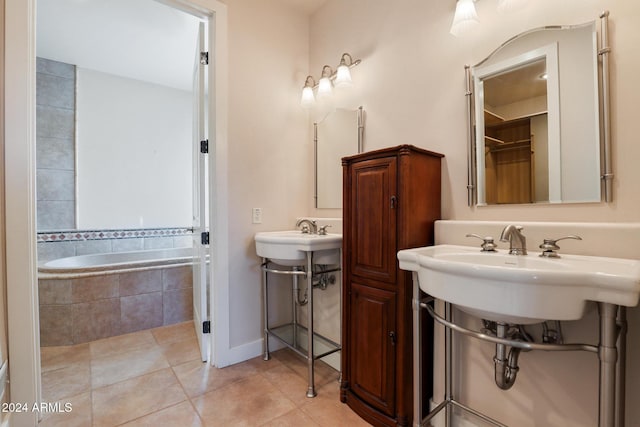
[38,247,195,346]
[38,247,194,277]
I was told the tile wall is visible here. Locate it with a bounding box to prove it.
[36,57,76,230]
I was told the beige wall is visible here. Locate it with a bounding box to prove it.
[309,0,640,426]
[225,0,311,348]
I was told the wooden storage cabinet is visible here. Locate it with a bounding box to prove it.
[341,145,442,427]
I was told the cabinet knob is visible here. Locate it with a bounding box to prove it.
[389,331,397,345]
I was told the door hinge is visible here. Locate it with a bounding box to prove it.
[201,231,210,245]
[200,51,209,65]
[203,320,211,334]
[200,139,209,154]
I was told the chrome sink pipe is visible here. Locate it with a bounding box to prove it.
[494,323,522,390]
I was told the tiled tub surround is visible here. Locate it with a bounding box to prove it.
[36,57,77,230]
[38,228,195,345]
[39,263,194,346]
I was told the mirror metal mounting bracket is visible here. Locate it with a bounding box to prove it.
[465,64,476,207]
[599,11,613,203]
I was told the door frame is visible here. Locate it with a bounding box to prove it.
[3,1,229,424]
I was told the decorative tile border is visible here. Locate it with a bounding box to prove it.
[37,227,193,243]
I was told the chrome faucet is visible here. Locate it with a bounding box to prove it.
[500,225,527,255]
[296,218,318,234]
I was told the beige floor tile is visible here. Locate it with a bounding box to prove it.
[41,361,91,402]
[92,368,187,427]
[38,392,92,427]
[40,343,90,372]
[192,374,296,427]
[151,321,196,345]
[159,337,201,366]
[300,381,371,427]
[272,349,340,389]
[89,329,158,359]
[120,401,203,427]
[261,363,315,406]
[91,347,169,388]
[172,357,269,398]
[244,353,285,373]
[260,408,320,426]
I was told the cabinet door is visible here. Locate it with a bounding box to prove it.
[349,282,397,416]
[349,156,397,284]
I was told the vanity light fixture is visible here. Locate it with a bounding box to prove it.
[300,52,361,108]
[450,0,529,37]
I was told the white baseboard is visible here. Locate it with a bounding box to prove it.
[216,336,286,368]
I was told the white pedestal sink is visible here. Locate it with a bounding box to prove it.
[398,244,640,324]
[255,230,341,266]
[398,243,640,427]
[255,229,342,398]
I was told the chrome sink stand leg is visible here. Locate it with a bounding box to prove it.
[598,302,619,427]
[616,307,627,427]
[262,257,270,361]
[412,273,422,427]
[306,251,317,398]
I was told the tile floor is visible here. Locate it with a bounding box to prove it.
[39,321,370,426]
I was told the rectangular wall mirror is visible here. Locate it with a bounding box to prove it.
[315,106,364,209]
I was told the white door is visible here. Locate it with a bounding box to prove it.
[192,21,210,363]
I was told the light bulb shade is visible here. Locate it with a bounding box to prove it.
[450,0,479,37]
[300,86,315,108]
[318,77,333,98]
[497,0,528,13]
[335,64,353,88]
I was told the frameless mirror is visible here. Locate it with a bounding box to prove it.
[467,15,611,206]
[315,107,364,209]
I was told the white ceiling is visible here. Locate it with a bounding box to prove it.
[37,0,328,91]
[37,0,202,91]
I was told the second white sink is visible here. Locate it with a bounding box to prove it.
[398,244,640,324]
[255,230,342,267]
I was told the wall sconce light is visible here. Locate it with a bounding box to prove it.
[450,0,528,37]
[300,52,361,109]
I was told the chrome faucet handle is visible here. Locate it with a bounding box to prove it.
[318,225,331,235]
[300,225,311,234]
[466,233,498,252]
[539,235,582,258]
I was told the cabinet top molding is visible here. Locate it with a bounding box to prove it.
[342,144,444,165]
